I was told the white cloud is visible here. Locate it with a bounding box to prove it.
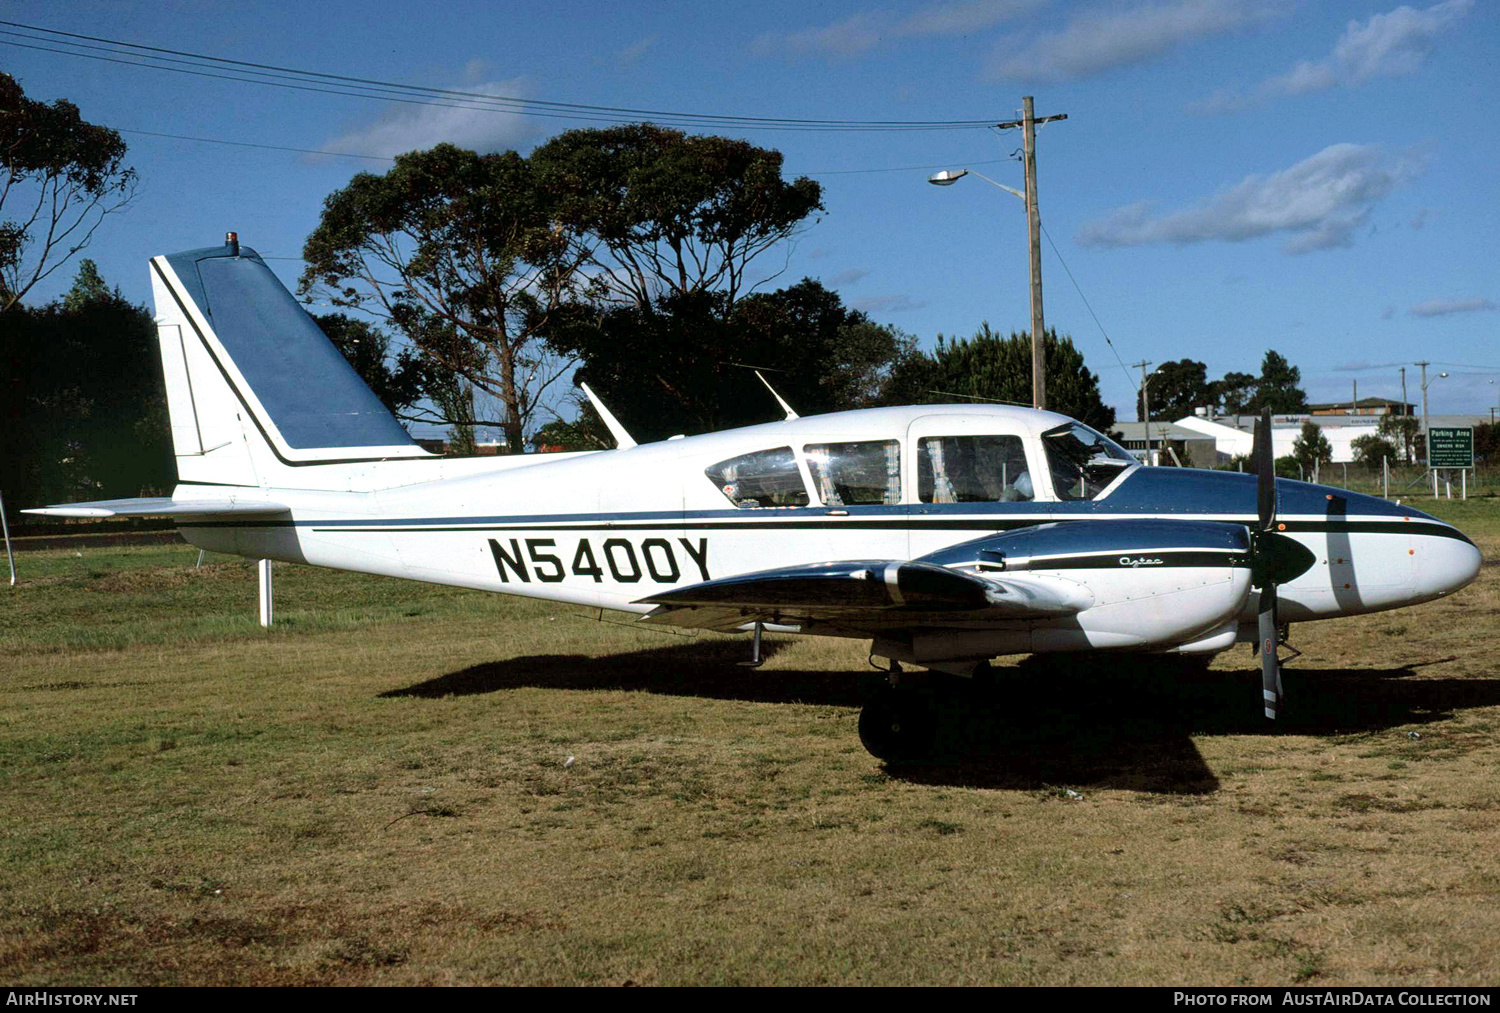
[1260,58,1338,97]
[986,0,1278,82]
[1076,143,1421,254]
[752,11,888,58]
[1192,1,1471,112]
[900,0,1050,36]
[854,294,927,314]
[1409,298,1496,317]
[1332,0,1470,83]
[752,1,1044,60]
[615,35,658,69]
[324,77,539,157]
[828,268,870,285]
[462,59,491,85]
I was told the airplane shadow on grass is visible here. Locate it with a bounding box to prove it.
[385,644,1500,794]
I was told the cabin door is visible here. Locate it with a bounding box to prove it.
[905,414,1051,560]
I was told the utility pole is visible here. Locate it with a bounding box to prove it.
[1134,359,1154,464]
[1400,365,1410,462]
[997,97,1067,410]
[1417,360,1430,448]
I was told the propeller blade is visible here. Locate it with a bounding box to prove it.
[1259,583,1283,720]
[1254,407,1276,532]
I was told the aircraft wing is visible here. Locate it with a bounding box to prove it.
[636,559,1092,633]
[23,497,290,518]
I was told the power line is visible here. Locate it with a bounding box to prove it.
[803,157,1016,176]
[0,21,1003,133]
[117,127,394,162]
[110,124,1008,179]
[1037,220,1137,392]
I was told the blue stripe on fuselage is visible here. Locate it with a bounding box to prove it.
[174,469,1467,541]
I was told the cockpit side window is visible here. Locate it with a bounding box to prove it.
[705,447,810,508]
[917,435,1033,503]
[804,441,901,506]
[1041,423,1135,501]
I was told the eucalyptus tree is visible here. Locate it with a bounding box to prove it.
[301,144,588,453]
[1,74,137,311]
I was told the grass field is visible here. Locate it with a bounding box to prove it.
[1,500,1496,986]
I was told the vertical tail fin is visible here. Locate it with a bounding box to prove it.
[150,236,428,489]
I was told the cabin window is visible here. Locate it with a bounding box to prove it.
[804,441,902,506]
[1041,423,1135,501]
[705,447,810,508]
[917,435,1033,503]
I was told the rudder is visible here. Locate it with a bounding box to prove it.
[150,234,428,489]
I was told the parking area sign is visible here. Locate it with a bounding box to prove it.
[1427,427,1474,469]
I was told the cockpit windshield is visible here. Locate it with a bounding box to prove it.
[1041,422,1136,501]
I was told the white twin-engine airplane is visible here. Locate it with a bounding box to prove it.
[28,238,1483,760]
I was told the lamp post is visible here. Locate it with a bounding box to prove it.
[1417,363,1448,498]
[1417,363,1448,452]
[928,167,1046,409]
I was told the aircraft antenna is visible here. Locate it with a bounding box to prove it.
[755,371,799,420]
[579,382,637,450]
[923,390,1032,408]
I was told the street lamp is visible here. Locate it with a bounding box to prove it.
[927,168,1025,202]
[928,165,1047,410]
[1417,365,1448,495]
[1419,367,1448,446]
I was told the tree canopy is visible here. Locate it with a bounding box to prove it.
[530,124,824,313]
[1212,371,1258,414]
[1292,420,1332,471]
[545,278,913,442]
[300,144,585,453]
[1378,413,1420,463]
[1200,351,1307,415]
[1351,434,1398,467]
[1143,359,1210,421]
[884,325,1115,432]
[301,129,824,452]
[1250,350,1308,414]
[1,74,137,312]
[1,260,170,514]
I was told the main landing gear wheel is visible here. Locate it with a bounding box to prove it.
[858,686,935,763]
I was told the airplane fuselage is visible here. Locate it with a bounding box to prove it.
[26,242,1484,749]
[171,404,1479,660]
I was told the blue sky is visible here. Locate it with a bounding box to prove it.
[4,0,1497,424]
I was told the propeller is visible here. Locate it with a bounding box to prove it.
[1252,408,1284,720]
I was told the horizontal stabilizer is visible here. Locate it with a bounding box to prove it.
[24,497,290,519]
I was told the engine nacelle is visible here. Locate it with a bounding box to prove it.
[886,519,1255,661]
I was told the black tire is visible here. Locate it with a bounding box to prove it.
[858,686,935,763]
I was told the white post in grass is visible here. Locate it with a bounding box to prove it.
[1,489,15,587]
[258,558,273,626]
